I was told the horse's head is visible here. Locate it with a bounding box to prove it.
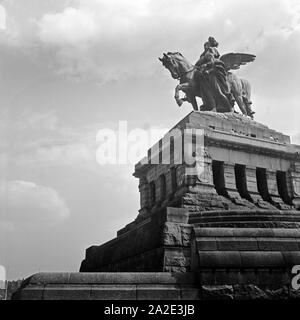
[159,52,185,80]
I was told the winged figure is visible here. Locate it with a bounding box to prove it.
[220,53,256,71]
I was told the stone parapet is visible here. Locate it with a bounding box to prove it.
[13,272,300,300]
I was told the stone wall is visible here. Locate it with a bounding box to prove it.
[12,273,199,300]
[78,111,300,296]
[12,272,300,300]
[80,208,192,273]
[134,112,300,219]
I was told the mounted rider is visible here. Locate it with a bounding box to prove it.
[159,38,256,118]
[194,37,235,112]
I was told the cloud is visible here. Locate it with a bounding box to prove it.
[292,132,300,145]
[35,0,153,81]
[0,4,6,30]
[38,7,97,46]
[0,180,70,226]
[0,107,100,173]
[31,138,97,169]
[13,131,98,174]
[33,0,300,83]
[0,220,15,233]
[2,0,300,83]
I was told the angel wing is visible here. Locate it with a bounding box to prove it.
[220,53,256,71]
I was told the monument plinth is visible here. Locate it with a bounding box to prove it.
[79,111,300,279]
[13,111,300,300]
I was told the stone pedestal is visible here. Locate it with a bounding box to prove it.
[14,111,300,300]
[80,111,300,276]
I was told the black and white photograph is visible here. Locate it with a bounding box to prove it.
[1,0,300,310]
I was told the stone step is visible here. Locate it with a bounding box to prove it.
[189,209,300,219]
[194,251,300,268]
[191,226,300,271]
[192,221,300,228]
[198,269,294,288]
[191,214,300,224]
[194,238,300,251]
[193,227,300,238]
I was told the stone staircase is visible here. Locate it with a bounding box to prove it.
[190,211,300,286]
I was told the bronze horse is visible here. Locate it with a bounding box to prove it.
[159,52,255,118]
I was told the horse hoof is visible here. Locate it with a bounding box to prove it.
[176,100,183,107]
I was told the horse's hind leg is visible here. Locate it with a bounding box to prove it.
[243,98,254,118]
[241,79,254,118]
[228,74,248,116]
[230,78,247,115]
[233,93,247,116]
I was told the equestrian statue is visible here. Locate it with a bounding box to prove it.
[159,37,256,119]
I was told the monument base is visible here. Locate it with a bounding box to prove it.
[13,112,300,300]
[12,272,300,300]
[14,206,300,300]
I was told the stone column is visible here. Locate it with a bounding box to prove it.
[223,162,241,201]
[245,166,274,209]
[290,162,300,209]
[165,170,173,199]
[223,162,253,208]
[138,176,149,218]
[222,162,255,208]
[266,169,290,210]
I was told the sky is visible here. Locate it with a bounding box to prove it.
[0,0,300,280]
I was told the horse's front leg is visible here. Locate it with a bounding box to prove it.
[175,84,184,107]
[188,95,198,111]
[174,83,190,107]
